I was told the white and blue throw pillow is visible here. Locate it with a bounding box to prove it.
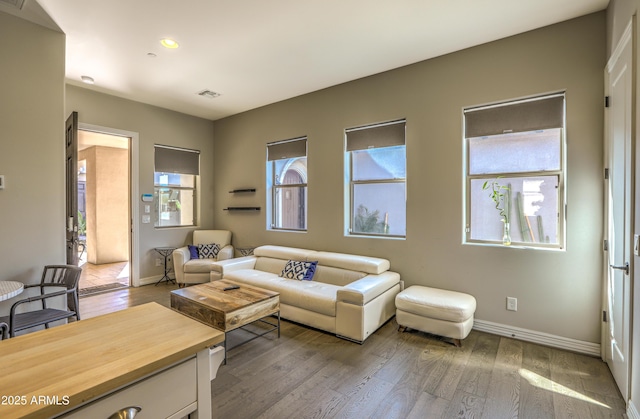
[197,243,221,259]
[280,260,318,281]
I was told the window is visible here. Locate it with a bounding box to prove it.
[267,137,307,231]
[154,145,199,227]
[464,93,565,248]
[345,120,406,238]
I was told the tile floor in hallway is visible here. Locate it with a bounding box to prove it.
[79,260,129,288]
[78,248,129,291]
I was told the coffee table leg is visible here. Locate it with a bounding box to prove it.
[223,334,227,365]
[217,311,278,365]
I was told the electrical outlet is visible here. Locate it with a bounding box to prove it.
[155,258,162,267]
[506,297,517,311]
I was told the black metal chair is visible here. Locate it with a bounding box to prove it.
[0,265,82,338]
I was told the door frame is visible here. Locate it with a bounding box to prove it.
[79,122,140,286]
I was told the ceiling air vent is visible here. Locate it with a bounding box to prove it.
[0,0,25,10]
[197,90,221,99]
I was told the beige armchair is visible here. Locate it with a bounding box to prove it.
[173,230,234,286]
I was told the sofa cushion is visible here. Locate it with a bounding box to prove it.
[280,260,317,281]
[395,286,476,323]
[224,269,338,316]
[193,230,231,247]
[198,243,220,259]
[184,259,219,273]
[313,265,366,287]
[254,245,318,261]
[315,251,390,275]
[254,257,289,275]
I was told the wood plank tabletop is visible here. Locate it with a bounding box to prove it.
[171,280,279,332]
[0,302,224,419]
[171,279,279,314]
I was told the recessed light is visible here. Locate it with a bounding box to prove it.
[81,75,95,84]
[160,38,179,49]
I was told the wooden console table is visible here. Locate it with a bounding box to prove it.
[0,303,224,419]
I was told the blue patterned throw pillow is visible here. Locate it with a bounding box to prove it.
[197,243,221,259]
[188,245,199,260]
[281,260,318,281]
[303,261,317,281]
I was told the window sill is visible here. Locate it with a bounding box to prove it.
[345,233,406,241]
[463,241,564,251]
[154,225,197,230]
[267,228,307,234]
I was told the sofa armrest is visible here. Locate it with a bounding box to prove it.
[337,271,401,305]
[210,256,257,281]
[217,245,234,261]
[172,246,190,284]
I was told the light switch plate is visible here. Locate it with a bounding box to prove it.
[142,215,151,224]
[144,205,150,214]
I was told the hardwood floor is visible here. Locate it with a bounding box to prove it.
[80,286,626,418]
[79,282,176,319]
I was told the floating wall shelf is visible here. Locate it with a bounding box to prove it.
[226,188,259,211]
[229,188,256,193]
[223,207,261,211]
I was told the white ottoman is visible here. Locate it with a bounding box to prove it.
[396,285,476,347]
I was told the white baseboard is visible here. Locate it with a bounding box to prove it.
[473,319,600,356]
[629,400,640,419]
[138,274,174,286]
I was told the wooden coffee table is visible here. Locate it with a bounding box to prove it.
[170,279,280,363]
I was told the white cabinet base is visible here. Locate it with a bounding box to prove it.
[210,345,225,380]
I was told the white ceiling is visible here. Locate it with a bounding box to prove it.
[20,0,610,121]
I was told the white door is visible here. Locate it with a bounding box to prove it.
[604,22,633,401]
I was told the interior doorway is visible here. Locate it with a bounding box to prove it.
[77,129,131,294]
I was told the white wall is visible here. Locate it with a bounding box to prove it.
[213,13,606,345]
[0,13,65,298]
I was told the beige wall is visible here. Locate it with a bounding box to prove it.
[65,85,215,280]
[0,12,65,301]
[80,146,129,264]
[213,13,606,344]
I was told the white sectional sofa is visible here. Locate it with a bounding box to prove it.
[210,245,402,343]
